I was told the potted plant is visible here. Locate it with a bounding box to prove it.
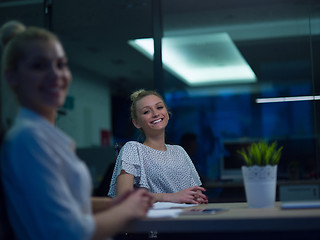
[238,141,283,208]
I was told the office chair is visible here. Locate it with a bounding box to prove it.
[93,143,122,197]
[0,178,14,239]
[0,126,14,239]
[0,154,14,239]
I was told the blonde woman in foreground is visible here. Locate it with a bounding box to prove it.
[0,21,153,240]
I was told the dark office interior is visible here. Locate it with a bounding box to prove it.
[1,0,320,204]
[1,1,320,240]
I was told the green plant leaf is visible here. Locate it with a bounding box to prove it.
[237,141,283,166]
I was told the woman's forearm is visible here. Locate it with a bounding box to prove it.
[151,186,208,204]
[91,197,114,213]
[92,188,153,240]
[151,192,171,202]
[92,204,134,240]
[151,192,193,203]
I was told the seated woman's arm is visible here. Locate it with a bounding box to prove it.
[151,186,208,204]
[116,170,208,204]
[116,170,134,196]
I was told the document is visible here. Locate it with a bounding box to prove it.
[147,202,198,218]
[152,202,198,209]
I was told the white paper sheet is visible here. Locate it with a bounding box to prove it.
[147,202,198,218]
[147,209,183,218]
[152,202,198,209]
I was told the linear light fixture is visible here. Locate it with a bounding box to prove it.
[0,0,42,8]
[128,32,257,86]
[256,95,320,103]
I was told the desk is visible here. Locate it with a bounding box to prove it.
[123,202,320,240]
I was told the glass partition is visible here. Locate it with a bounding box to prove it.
[160,1,320,183]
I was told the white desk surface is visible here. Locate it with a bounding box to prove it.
[125,202,320,234]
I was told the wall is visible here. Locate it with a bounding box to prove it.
[56,70,112,148]
[0,75,19,128]
[1,68,112,148]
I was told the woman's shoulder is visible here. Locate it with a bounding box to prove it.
[3,123,49,164]
[166,144,190,157]
[166,143,184,151]
[6,120,42,144]
[122,141,142,148]
[120,141,144,153]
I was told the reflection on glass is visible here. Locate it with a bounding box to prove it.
[160,2,320,189]
[129,33,256,86]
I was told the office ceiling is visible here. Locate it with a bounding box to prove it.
[1,0,320,95]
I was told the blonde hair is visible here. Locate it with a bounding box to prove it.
[0,20,59,72]
[0,20,26,47]
[130,89,167,121]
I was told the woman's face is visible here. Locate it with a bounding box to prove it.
[7,39,71,118]
[133,94,169,135]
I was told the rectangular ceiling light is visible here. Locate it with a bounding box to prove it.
[256,95,320,103]
[128,32,257,86]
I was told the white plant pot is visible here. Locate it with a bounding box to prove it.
[242,165,277,208]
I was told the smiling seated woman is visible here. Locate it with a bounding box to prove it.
[108,89,208,204]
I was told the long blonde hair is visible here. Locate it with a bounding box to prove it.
[0,20,59,72]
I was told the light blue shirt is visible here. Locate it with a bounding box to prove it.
[1,108,95,240]
[108,141,202,197]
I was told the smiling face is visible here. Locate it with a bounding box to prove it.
[132,94,169,136]
[6,39,71,121]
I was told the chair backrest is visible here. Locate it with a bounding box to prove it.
[93,143,122,197]
[114,143,122,157]
[0,127,14,239]
[0,179,14,239]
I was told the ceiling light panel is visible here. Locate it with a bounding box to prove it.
[128,32,257,86]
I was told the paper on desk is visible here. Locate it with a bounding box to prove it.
[147,202,198,218]
[147,209,183,218]
[152,202,197,209]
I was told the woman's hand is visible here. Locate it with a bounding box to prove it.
[92,189,154,239]
[195,189,209,204]
[113,188,154,219]
[168,186,208,204]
